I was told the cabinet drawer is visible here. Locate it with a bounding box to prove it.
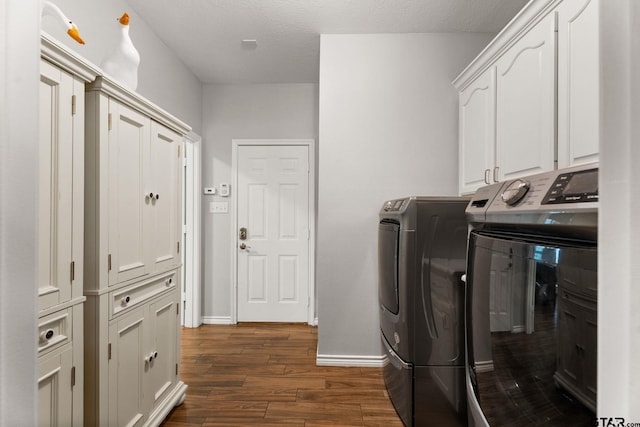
[559,289,596,312]
[38,307,72,356]
[110,271,177,318]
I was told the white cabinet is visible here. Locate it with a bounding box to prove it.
[148,122,183,275]
[38,347,74,427]
[556,0,600,167]
[37,304,84,427]
[495,12,555,182]
[108,305,147,427]
[107,100,151,285]
[38,34,97,427]
[38,58,85,311]
[459,68,496,195]
[454,0,600,194]
[84,75,189,427]
[86,93,184,289]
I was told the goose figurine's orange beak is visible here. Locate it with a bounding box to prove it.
[119,12,130,26]
[67,26,85,45]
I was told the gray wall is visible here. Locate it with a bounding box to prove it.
[316,33,494,358]
[201,84,318,321]
[0,2,40,425]
[41,0,202,133]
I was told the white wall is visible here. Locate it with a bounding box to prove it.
[41,0,202,133]
[316,33,494,359]
[0,1,39,426]
[599,0,640,419]
[201,84,318,321]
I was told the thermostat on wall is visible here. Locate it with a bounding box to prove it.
[219,183,230,197]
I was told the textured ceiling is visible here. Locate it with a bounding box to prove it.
[128,0,529,84]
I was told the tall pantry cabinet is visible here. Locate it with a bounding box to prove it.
[84,76,189,426]
[38,34,98,427]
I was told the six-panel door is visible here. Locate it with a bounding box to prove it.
[237,145,310,322]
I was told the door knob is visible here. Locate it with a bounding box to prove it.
[239,243,251,250]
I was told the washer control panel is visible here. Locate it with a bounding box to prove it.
[383,199,407,212]
[486,164,598,214]
[541,168,598,204]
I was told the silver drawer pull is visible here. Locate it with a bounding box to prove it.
[39,329,55,343]
[121,295,131,306]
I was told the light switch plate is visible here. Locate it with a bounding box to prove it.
[204,187,216,195]
[210,202,228,213]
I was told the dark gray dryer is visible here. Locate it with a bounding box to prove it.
[378,196,469,427]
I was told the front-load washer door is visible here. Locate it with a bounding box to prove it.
[466,231,597,426]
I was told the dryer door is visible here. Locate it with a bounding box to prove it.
[378,220,400,314]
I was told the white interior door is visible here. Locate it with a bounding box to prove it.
[236,144,310,322]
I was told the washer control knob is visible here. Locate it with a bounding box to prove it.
[501,179,530,206]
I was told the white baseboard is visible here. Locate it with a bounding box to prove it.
[316,353,386,368]
[201,316,234,325]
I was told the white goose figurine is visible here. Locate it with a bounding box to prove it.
[101,12,140,91]
[41,1,85,45]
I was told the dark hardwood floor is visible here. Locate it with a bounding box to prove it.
[161,323,404,427]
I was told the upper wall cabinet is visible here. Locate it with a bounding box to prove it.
[459,68,496,195]
[454,0,600,195]
[556,0,600,167]
[495,12,555,183]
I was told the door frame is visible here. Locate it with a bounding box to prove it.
[182,131,202,327]
[230,139,316,325]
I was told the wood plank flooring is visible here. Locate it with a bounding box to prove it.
[161,323,403,427]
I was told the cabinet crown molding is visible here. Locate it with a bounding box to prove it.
[87,76,191,135]
[452,0,565,91]
[41,32,191,136]
[41,32,100,83]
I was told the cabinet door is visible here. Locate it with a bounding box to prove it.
[147,292,179,411]
[38,347,73,427]
[557,0,600,167]
[148,122,182,273]
[495,12,556,182]
[108,307,147,427]
[459,68,497,194]
[108,100,151,286]
[557,298,582,385]
[38,60,74,310]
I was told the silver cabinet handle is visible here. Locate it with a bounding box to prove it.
[484,169,490,184]
[493,166,500,183]
[39,329,55,343]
